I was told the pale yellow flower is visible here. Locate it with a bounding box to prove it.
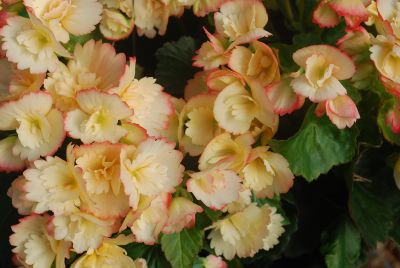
[100,7,135,40]
[229,41,280,87]
[242,147,294,198]
[158,97,185,143]
[10,214,70,268]
[187,168,242,210]
[179,0,225,17]
[44,40,126,111]
[0,92,65,162]
[25,0,102,43]
[65,90,132,144]
[178,94,221,156]
[213,80,277,134]
[214,0,270,43]
[162,196,203,233]
[134,0,170,38]
[73,142,130,219]
[370,35,400,83]
[206,69,245,94]
[199,133,253,172]
[109,58,174,137]
[71,242,147,268]
[263,206,285,251]
[0,14,70,73]
[120,138,184,208]
[7,175,35,215]
[52,211,117,253]
[291,45,356,102]
[24,155,81,215]
[208,203,270,260]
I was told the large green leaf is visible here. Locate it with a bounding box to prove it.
[269,107,359,181]
[161,227,204,268]
[349,148,400,246]
[155,36,199,96]
[321,218,361,268]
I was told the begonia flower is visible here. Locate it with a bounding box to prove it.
[370,35,400,84]
[71,242,147,268]
[199,133,253,171]
[120,138,184,208]
[44,40,126,111]
[100,7,135,41]
[187,168,242,210]
[24,155,81,215]
[206,69,245,94]
[184,70,211,100]
[65,90,132,144]
[109,58,173,137]
[242,147,294,198]
[214,0,271,43]
[52,211,117,253]
[25,0,102,43]
[1,14,70,73]
[10,214,70,268]
[213,80,277,134]
[229,41,280,87]
[291,45,355,102]
[207,203,270,260]
[324,95,360,129]
[134,0,170,38]
[7,175,35,215]
[162,196,203,233]
[178,94,221,156]
[0,91,65,168]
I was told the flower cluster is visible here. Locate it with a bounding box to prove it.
[0,0,297,267]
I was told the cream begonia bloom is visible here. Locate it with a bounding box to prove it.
[0,58,45,101]
[65,90,132,144]
[129,193,170,244]
[223,187,251,214]
[0,92,65,165]
[10,214,70,268]
[291,45,356,102]
[206,69,245,94]
[7,175,35,215]
[162,196,203,234]
[193,28,230,71]
[187,168,242,210]
[25,0,102,43]
[214,80,278,134]
[24,155,81,215]
[262,206,285,251]
[370,35,400,84]
[242,147,294,199]
[158,97,185,143]
[73,143,129,219]
[214,0,271,43]
[179,0,224,17]
[207,203,270,260]
[376,0,400,38]
[44,40,126,111]
[229,41,280,87]
[120,138,184,208]
[178,94,221,156]
[199,133,253,172]
[109,58,174,137]
[316,94,360,129]
[100,5,135,41]
[134,0,171,38]
[52,211,117,254]
[201,255,227,268]
[71,242,147,268]
[1,14,70,73]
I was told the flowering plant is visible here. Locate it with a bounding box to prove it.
[1,0,400,267]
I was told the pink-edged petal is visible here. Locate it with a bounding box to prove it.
[312,1,340,28]
[329,0,369,17]
[0,136,26,172]
[206,69,245,93]
[325,95,360,128]
[266,77,305,115]
[227,28,272,51]
[293,45,356,80]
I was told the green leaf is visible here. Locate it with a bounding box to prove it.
[124,243,171,268]
[161,228,204,268]
[357,91,382,147]
[269,107,359,181]
[270,43,299,73]
[349,148,400,246]
[155,36,199,96]
[321,218,361,268]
